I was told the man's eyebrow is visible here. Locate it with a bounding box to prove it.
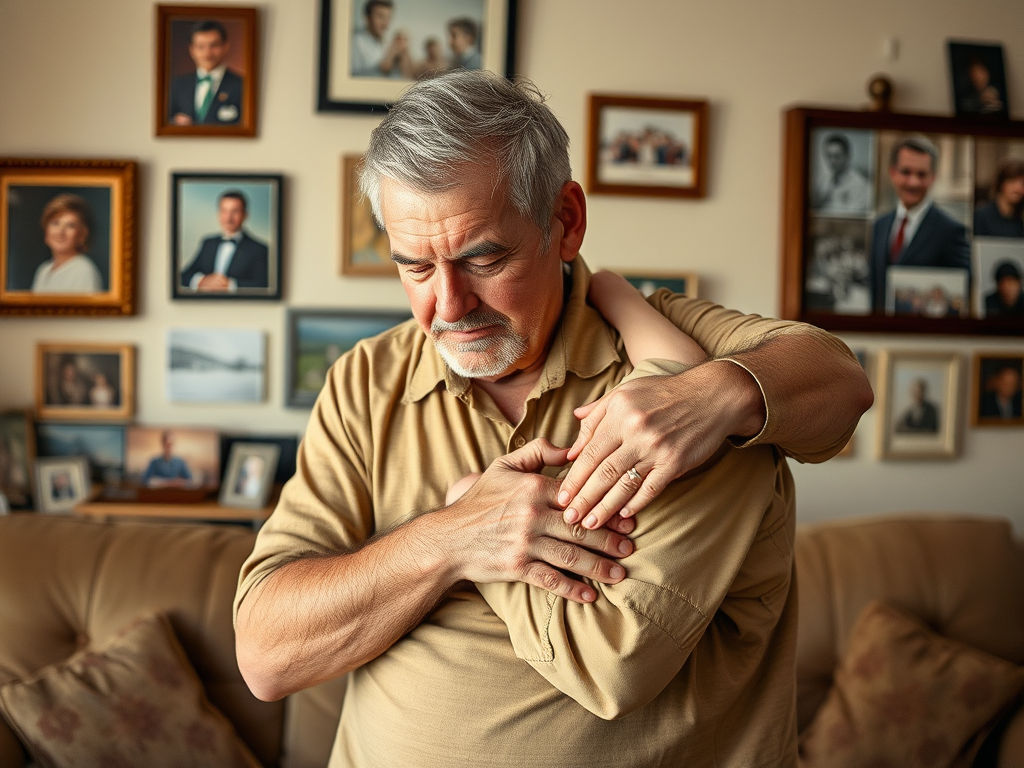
[390,241,509,265]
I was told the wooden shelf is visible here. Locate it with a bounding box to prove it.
[74,499,273,524]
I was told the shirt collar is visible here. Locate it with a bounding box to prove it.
[403,255,621,404]
[221,230,243,243]
[896,197,932,223]
[197,64,226,80]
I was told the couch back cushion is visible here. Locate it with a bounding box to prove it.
[0,514,282,767]
[794,515,1024,732]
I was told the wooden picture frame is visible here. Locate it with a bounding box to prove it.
[36,343,135,422]
[614,269,699,299]
[972,352,1024,426]
[341,155,397,277]
[285,307,411,407]
[586,94,708,199]
[0,158,137,316]
[34,456,91,514]
[317,0,517,114]
[876,349,963,460]
[0,410,36,508]
[219,441,280,509]
[156,5,259,137]
[171,172,283,300]
[781,106,1024,336]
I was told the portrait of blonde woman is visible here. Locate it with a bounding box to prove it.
[31,193,103,294]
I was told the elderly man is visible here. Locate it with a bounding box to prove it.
[235,71,871,767]
[869,136,971,312]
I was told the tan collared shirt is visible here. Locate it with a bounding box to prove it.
[237,259,858,767]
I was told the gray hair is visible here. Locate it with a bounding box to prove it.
[889,135,939,172]
[359,69,572,241]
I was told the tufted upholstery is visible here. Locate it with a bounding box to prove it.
[0,514,283,767]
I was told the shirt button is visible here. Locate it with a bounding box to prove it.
[514,436,526,448]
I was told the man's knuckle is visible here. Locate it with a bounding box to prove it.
[566,523,587,541]
[598,462,621,483]
[537,568,561,591]
[554,543,580,568]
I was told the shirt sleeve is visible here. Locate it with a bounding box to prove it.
[233,347,376,624]
[476,442,788,720]
[648,292,863,463]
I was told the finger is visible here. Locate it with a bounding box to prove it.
[520,562,598,604]
[580,463,645,530]
[559,422,620,511]
[562,446,636,527]
[604,514,636,535]
[499,438,570,475]
[536,538,627,585]
[618,468,670,519]
[566,398,609,460]
[545,511,634,560]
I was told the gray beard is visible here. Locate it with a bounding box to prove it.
[431,309,529,378]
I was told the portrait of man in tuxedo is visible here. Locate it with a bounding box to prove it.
[869,136,971,312]
[168,20,243,126]
[180,190,269,292]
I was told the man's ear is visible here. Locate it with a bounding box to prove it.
[552,181,587,262]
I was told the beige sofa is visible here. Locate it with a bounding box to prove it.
[0,512,1021,767]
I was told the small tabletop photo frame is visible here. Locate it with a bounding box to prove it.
[972,352,1024,426]
[34,456,91,514]
[220,441,280,509]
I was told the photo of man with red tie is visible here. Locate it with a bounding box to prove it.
[869,135,971,312]
[167,20,244,126]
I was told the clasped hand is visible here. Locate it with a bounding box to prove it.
[445,438,633,604]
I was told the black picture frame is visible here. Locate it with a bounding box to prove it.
[948,40,1010,121]
[781,106,1024,336]
[317,0,518,114]
[171,172,283,301]
[285,307,411,407]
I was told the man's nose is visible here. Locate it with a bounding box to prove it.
[434,266,478,323]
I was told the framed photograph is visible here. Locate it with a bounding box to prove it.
[286,308,411,407]
[0,411,36,508]
[341,155,397,277]
[36,343,135,422]
[836,349,869,458]
[34,456,91,514]
[36,422,125,484]
[125,426,220,490]
[220,433,298,486]
[167,328,265,403]
[781,106,1024,335]
[586,94,708,199]
[948,41,1009,121]
[0,158,137,316]
[155,5,259,137]
[171,173,282,300]
[972,353,1024,426]
[219,442,280,509]
[615,270,698,299]
[876,350,963,459]
[317,0,518,114]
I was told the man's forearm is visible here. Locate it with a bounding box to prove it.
[720,328,872,461]
[236,512,456,702]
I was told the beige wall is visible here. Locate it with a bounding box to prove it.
[1,0,1021,527]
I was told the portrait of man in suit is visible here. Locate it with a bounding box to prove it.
[180,190,269,292]
[869,136,971,313]
[979,362,1023,421]
[168,20,243,126]
[895,377,940,434]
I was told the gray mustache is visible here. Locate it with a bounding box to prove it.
[431,309,510,334]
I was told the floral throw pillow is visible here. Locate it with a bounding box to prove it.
[0,613,261,768]
[798,600,1024,768]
